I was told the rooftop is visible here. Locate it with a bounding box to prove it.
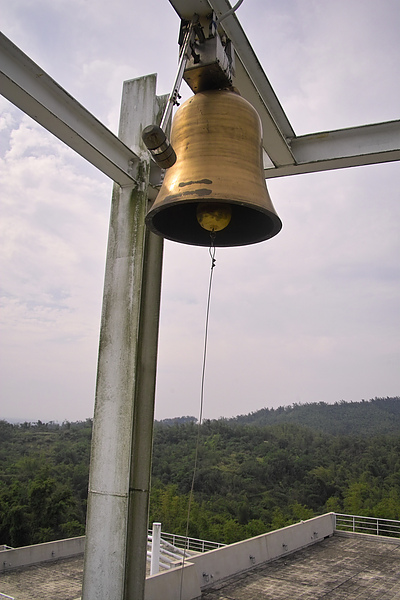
[0,554,83,600]
[2,515,400,599]
[202,533,400,599]
[2,533,400,600]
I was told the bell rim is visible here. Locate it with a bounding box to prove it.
[146,199,282,247]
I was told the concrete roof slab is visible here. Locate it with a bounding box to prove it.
[201,534,400,599]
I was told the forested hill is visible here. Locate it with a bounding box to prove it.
[1,397,400,548]
[226,397,400,436]
[150,397,400,542]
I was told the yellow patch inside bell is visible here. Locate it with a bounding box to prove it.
[196,202,232,232]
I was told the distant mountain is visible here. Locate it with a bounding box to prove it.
[4,398,400,437]
[226,397,400,436]
[155,415,197,427]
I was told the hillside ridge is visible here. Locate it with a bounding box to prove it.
[157,397,400,436]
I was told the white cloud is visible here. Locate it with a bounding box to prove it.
[240,0,400,133]
[0,0,399,422]
[0,111,110,420]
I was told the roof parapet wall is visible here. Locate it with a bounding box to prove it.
[145,513,336,600]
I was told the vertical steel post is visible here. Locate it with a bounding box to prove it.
[82,74,165,600]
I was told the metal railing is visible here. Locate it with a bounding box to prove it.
[147,534,195,572]
[334,513,400,538]
[146,524,226,574]
[148,530,226,554]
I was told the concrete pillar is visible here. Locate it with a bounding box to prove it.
[82,74,165,600]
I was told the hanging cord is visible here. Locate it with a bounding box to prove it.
[179,234,217,600]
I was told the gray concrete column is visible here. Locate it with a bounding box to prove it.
[82,74,165,600]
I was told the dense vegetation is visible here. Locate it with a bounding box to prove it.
[231,396,400,435]
[1,397,399,547]
[0,419,91,547]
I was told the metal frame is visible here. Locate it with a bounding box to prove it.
[2,5,399,188]
[268,120,400,177]
[169,0,400,177]
[0,33,138,187]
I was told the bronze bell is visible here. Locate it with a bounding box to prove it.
[146,89,282,247]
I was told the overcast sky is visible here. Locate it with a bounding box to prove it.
[1,0,399,423]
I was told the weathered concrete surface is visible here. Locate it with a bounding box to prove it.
[0,556,157,600]
[190,513,334,590]
[2,534,400,600]
[202,534,400,599]
[0,555,83,600]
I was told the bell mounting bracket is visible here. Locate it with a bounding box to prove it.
[142,12,236,173]
[179,13,235,94]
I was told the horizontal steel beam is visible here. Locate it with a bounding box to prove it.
[2,9,399,187]
[168,0,399,177]
[0,32,139,187]
[265,120,400,178]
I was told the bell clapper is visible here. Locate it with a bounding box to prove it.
[196,202,232,232]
